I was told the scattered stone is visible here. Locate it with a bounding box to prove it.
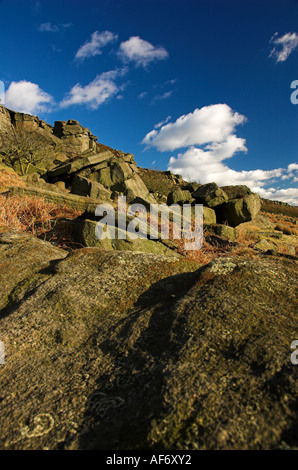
[254,239,279,253]
[167,189,193,205]
[192,182,228,208]
[72,218,179,257]
[202,206,217,225]
[220,185,252,200]
[216,193,261,226]
[207,224,237,242]
[71,175,111,199]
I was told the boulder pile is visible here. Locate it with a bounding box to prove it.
[166,182,261,227]
[0,105,265,254]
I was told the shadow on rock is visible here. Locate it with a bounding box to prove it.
[76,271,197,450]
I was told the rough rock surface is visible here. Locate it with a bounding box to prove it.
[192,183,228,208]
[72,218,180,257]
[202,206,217,225]
[167,189,193,205]
[221,185,252,200]
[216,193,262,226]
[207,224,236,242]
[52,119,98,155]
[0,106,98,159]
[0,231,297,450]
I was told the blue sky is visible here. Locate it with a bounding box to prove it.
[1,0,297,204]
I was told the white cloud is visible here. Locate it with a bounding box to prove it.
[0,81,4,105]
[151,90,173,104]
[154,115,171,129]
[258,187,298,205]
[168,146,280,188]
[5,80,53,114]
[75,30,118,60]
[33,1,41,14]
[269,32,298,62]
[60,70,124,109]
[118,36,168,67]
[142,104,246,151]
[143,105,298,205]
[167,147,298,204]
[138,91,148,99]
[164,79,177,86]
[38,22,72,33]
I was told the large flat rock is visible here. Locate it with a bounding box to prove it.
[0,232,297,450]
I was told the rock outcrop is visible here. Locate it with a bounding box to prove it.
[0,105,262,236]
[166,182,261,227]
[216,192,261,226]
[46,149,157,208]
[0,105,54,137]
[52,119,98,156]
[0,104,297,452]
[0,105,99,163]
[192,182,229,208]
[0,231,297,450]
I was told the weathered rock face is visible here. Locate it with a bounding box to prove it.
[167,189,193,205]
[192,183,229,208]
[47,149,156,207]
[202,206,217,225]
[52,120,98,156]
[207,224,236,242]
[0,105,53,137]
[0,105,99,164]
[236,213,276,232]
[0,105,269,238]
[71,204,179,257]
[0,106,17,135]
[121,174,156,204]
[216,193,262,226]
[71,174,112,200]
[0,231,297,450]
[221,185,252,200]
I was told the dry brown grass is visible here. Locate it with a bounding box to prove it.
[0,194,81,238]
[151,213,262,263]
[263,210,297,226]
[235,227,259,245]
[176,237,225,264]
[275,223,298,236]
[261,199,298,217]
[278,243,298,257]
[0,169,25,190]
